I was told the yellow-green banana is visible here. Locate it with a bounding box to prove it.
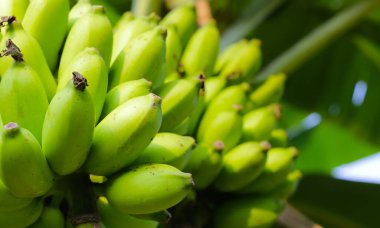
[100,78,152,120]
[134,132,195,170]
[22,0,69,71]
[97,196,159,228]
[0,43,48,143]
[57,47,108,122]
[42,72,95,176]
[214,39,248,74]
[213,142,269,192]
[163,24,182,75]
[181,21,219,77]
[84,93,162,176]
[0,198,43,228]
[68,0,92,29]
[109,26,166,90]
[268,169,302,200]
[106,163,194,214]
[160,5,196,48]
[29,206,65,228]
[0,179,32,212]
[213,197,283,228]
[239,147,299,194]
[0,122,54,198]
[156,78,200,132]
[0,0,29,21]
[0,21,56,100]
[59,5,113,75]
[269,128,288,148]
[171,117,190,135]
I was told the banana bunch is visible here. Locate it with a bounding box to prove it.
[0,1,301,227]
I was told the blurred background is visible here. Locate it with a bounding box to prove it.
[75,0,380,226]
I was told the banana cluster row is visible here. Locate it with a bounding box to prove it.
[0,0,301,227]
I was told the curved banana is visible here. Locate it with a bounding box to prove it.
[171,117,190,135]
[22,0,69,71]
[0,0,29,21]
[97,196,159,228]
[163,24,182,75]
[268,169,302,200]
[0,43,48,143]
[29,206,65,228]
[213,197,283,228]
[57,47,108,122]
[0,179,32,212]
[213,141,269,192]
[269,128,288,148]
[181,21,220,77]
[109,26,166,90]
[106,163,194,214]
[0,198,43,228]
[68,0,92,29]
[83,93,162,176]
[134,132,195,170]
[0,122,54,198]
[59,5,113,75]
[101,79,152,120]
[214,39,248,75]
[42,72,95,176]
[0,21,56,100]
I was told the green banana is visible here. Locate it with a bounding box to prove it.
[242,104,280,142]
[163,24,182,75]
[268,128,288,148]
[83,93,162,176]
[0,122,54,198]
[57,47,108,122]
[213,197,283,228]
[29,206,65,228]
[0,42,48,143]
[109,26,166,90]
[156,78,200,132]
[181,21,220,77]
[0,179,33,212]
[106,163,194,214]
[59,5,113,75]
[171,117,190,135]
[100,78,152,120]
[160,5,197,48]
[0,198,43,228]
[111,14,158,66]
[0,0,29,21]
[68,0,92,29]
[0,21,57,100]
[134,132,195,170]
[183,143,208,173]
[131,210,172,224]
[22,0,69,71]
[214,39,248,74]
[97,196,158,228]
[267,169,302,200]
[213,142,269,192]
[42,72,95,176]
[239,147,299,194]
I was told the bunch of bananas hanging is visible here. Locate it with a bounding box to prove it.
[0,0,301,227]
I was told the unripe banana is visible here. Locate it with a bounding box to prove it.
[68,0,92,29]
[214,39,248,74]
[156,78,200,132]
[0,179,32,212]
[268,169,302,199]
[213,142,269,192]
[113,11,134,34]
[242,104,280,142]
[97,196,159,228]
[22,0,69,71]
[0,198,43,228]
[134,132,195,170]
[163,24,182,75]
[84,93,162,176]
[106,163,194,214]
[100,78,152,120]
[0,122,54,198]
[171,117,190,135]
[42,72,95,176]
[29,206,65,228]
[213,197,283,228]
[183,143,208,173]
[0,46,48,142]
[111,14,158,66]
[59,5,113,75]
[57,48,108,122]
[160,5,197,48]
[0,21,56,100]
[247,73,286,110]
[109,26,166,90]
[239,147,299,194]
[181,21,219,77]
[0,0,29,21]
[220,39,261,83]
[269,128,288,148]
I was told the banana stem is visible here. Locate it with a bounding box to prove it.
[254,0,380,83]
[131,0,162,17]
[196,0,213,26]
